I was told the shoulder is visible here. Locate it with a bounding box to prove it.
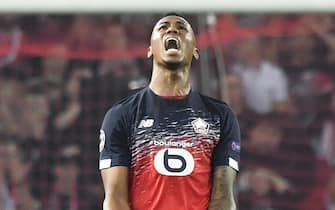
[197,93,235,117]
[103,88,146,121]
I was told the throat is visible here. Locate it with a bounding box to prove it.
[164,61,182,70]
[149,76,191,97]
[150,62,191,96]
[150,85,191,97]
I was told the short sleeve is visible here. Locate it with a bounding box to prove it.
[212,108,241,172]
[99,106,131,170]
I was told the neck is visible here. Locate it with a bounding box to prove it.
[149,62,191,96]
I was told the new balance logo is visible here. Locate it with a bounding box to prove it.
[138,119,154,128]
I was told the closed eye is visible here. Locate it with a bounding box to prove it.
[178,25,187,31]
[158,25,168,31]
[176,21,188,31]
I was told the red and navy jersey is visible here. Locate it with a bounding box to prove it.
[99,87,241,210]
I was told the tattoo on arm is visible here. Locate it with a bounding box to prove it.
[208,166,237,210]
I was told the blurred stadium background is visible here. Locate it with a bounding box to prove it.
[0,1,335,210]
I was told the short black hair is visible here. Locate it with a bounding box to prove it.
[162,12,187,20]
[158,13,197,34]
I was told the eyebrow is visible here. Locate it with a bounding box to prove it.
[158,21,169,26]
[158,20,188,26]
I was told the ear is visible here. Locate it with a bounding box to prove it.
[147,46,153,58]
[193,47,199,60]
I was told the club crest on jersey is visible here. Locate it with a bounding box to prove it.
[138,119,154,128]
[191,118,209,135]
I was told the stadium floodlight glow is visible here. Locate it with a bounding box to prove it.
[1,0,335,13]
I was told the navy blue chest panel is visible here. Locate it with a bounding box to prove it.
[130,104,221,167]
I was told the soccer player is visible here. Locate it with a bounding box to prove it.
[99,13,241,210]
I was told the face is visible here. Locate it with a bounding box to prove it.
[54,161,79,194]
[0,143,9,174]
[7,143,30,184]
[105,24,127,49]
[250,124,282,151]
[236,37,262,66]
[55,163,79,181]
[43,57,67,84]
[23,94,49,140]
[226,74,243,105]
[148,15,199,70]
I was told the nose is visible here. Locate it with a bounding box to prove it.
[166,25,178,34]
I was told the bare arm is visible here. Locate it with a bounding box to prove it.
[101,166,130,210]
[208,166,237,210]
[311,26,335,50]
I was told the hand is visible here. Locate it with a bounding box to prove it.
[308,17,333,34]
[269,171,291,194]
[240,168,291,195]
[53,101,81,130]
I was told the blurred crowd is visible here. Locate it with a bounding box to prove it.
[0,14,334,210]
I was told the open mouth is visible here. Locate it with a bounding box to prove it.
[164,38,180,51]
